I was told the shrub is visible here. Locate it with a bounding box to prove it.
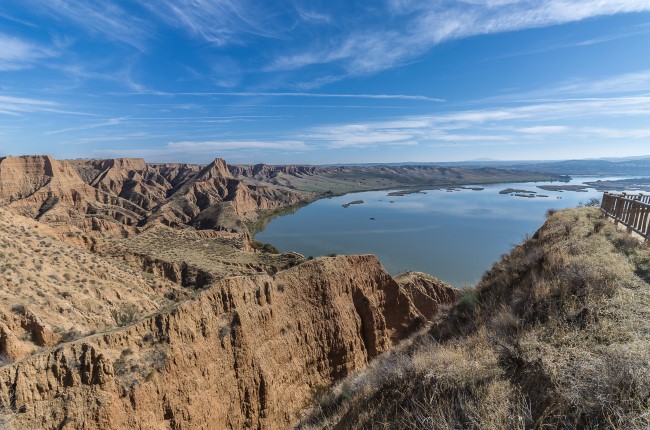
[10,304,26,315]
[219,325,232,340]
[457,289,479,313]
[58,330,83,344]
[593,219,606,233]
[613,234,641,255]
[0,354,10,367]
[250,240,280,254]
[113,357,128,376]
[110,304,139,327]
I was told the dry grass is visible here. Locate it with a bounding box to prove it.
[297,207,650,429]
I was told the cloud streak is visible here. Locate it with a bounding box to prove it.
[297,94,650,149]
[0,34,57,71]
[144,0,280,46]
[270,0,650,77]
[0,95,65,116]
[92,139,309,161]
[28,0,150,50]
[113,91,443,102]
[44,117,124,136]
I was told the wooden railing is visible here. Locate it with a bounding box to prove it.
[601,192,650,239]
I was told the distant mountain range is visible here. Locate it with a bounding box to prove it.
[504,157,650,176]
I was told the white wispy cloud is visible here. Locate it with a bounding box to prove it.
[144,0,279,46]
[486,68,650,103]
[306,124,418,148]
[270,0,650,76]
[53,61,165,94]
[0,10,38,27]
[0,34,57,71]
[294,6,331,24]
[297,94,650,148]
[44,117,124,136]
[168,140,308,151]
[0,95,92,116]
[30,0,150,50]
[92,139,309,160]
[113,91,443,102]
[578,127,650,139]
[551,69,650,95]
[516,125,570,134]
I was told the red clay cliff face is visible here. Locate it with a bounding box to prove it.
[0,255,451,429]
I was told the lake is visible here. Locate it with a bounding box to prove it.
[255,177,634,287]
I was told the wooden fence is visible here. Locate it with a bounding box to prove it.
[601,192,650,239]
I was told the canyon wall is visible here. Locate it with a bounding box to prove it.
[0,255,453,429]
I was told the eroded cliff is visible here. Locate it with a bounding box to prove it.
[0,255,453,429]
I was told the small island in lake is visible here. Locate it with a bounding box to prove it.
[387,190,426,196]
[342,200,364,208]
[499,188,536,195]
[537,185,589,192]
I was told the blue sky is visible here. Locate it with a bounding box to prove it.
[1,1,650,164]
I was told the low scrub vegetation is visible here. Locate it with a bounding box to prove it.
[110,304,139,327]
[298,207,650,429]
[250,240,280,254]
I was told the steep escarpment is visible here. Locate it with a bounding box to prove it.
[298,207,650,429]
[0,255,451,429]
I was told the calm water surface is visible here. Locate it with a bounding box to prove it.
[256,177,634,286]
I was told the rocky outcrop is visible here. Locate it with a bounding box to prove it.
[229,164,321,180]
[0,255,447,429]
[0,155,86,208]
[395,272,460,320]
[146,158,308,233]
